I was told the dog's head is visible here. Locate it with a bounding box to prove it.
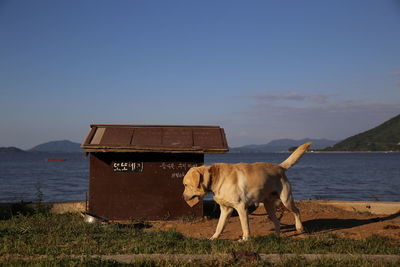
[182,166,211,207]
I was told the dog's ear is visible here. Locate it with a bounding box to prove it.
[190,168,202,189]
[197,166,211,191]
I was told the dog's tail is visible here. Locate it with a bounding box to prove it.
[279,142,312,170]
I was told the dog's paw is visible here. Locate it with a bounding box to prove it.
[238,237,249,242]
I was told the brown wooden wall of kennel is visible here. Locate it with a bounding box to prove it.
[81,125,228,220]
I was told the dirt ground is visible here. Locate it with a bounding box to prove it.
[146,201,400,240]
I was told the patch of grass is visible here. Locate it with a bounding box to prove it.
[244,234,400,255]
[0,256,398,267]
[180,214,197,223]
[0,202,36,220]
[1,212,399,257]
[0,257,125,267]
[279,257,400,267]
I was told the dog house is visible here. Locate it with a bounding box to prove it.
[81,124,228,220]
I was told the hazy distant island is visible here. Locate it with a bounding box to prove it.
[2,138,337,154]
[0,147,27,154]
[1,114,399,153]
[230,138,337,153]
[29,140,82,153]
[0,138,338,154]
[0,140,83,154]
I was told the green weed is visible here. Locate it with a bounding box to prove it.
[0,256,398,267]
[0,213,399,257]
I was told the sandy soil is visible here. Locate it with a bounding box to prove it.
[146,201,400,240]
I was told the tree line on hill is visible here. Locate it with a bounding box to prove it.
[323,114,400,152]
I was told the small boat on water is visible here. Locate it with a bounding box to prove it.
[47,158,67,162]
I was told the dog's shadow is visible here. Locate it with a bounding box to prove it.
[280,212,400,234]
[203,201,400,235]
[203,201,258,219]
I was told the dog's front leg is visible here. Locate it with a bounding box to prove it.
[210,205,233,240]
[236,203,250,241]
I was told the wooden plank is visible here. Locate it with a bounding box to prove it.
[90,124,220,129]
[82,146,228,154]
[193,128,224,148]
[162,128,193,147]
[90,127,106,145]
[132,128,162,147]
[100,127,134,146]
[82,127,97,146]
[82,125,229,153]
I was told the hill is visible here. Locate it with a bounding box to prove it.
[324,114,400,151]
[29,140,82,153]
[230,138,336,153]
[0,147,26,153]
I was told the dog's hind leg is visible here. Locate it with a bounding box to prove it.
[210,205,233,240]
[280,194,304,233]
[264,199,280,235]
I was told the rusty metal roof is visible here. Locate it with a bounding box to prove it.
[81,125,229,153]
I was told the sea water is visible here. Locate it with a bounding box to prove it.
[0,152,399,203]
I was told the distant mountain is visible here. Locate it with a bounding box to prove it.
[0,147,26,153]
[230,138,337,153]
[29,140,82,153]
[324,114,400,151]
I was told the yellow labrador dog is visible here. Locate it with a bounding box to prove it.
[182,142,311,241]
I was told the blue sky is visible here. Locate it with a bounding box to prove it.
[1,0,399,149]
